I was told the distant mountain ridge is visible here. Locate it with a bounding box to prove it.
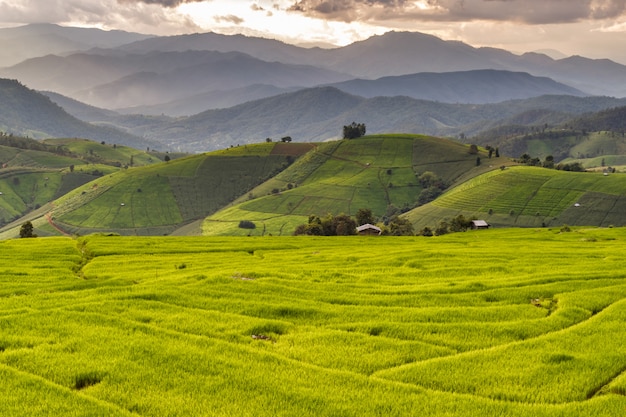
[0,79,156,150]
[112,29,626,97]
[0,23,152,67]
[327,70,585,104]
[2,24,626,116]
[126,87,626,152]
[1,79,619,153]
[0,49,352,109]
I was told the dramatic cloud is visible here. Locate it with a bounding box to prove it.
[117,0,205,7]
[0,0,203,34]
[288,0,626,24]
[214,14,245,24]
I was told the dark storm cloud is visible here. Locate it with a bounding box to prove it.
[288,0,626,24]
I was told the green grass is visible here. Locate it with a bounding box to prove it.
[1,229,626,415]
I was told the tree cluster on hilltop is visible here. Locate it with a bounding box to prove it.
[343,122,366,139]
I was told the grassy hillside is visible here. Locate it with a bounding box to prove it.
[18,142,309,237]
[0,136,179,231]
[204,134,490,236]
[406,166,626,230]
[475,129,626,166]
[1,230,626,416]
[4,133,626,238]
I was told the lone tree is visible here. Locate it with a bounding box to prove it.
[19,221,35,238]
[343,122,366,139]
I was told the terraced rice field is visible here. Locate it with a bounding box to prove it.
[1,228,626,415]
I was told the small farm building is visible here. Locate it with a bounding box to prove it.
[471,220,490,230]
[357,223,382,236]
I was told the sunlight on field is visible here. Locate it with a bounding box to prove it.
[1,229,626,416]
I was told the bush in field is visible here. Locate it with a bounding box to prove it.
[238,220,256,229]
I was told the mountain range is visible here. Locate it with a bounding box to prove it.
[2,24,626,153]
[2,25,626,114]
[2,79,625,154]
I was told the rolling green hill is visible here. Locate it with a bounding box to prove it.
[405,166,626,230]
[3,133,626,238]
[14,142,310,237]
[0,135,181,232]
[203,134,490,235]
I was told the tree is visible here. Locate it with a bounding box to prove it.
[449,214,473,232]
[19,221,35,238]
[417,186,443,206]
[332,214,357,236]
[417,171,438,188]
[434,221,450,236]
[294,213,356,236]
[388,217,414,236]
[418,226,433,237]
[281,136,292,143]
[468,144,479,155]
[356,208,375,226]
[343,122,366,139]
[543,155,555,169]
[164,154,170,162]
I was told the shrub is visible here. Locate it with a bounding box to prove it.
[238,220,256,229]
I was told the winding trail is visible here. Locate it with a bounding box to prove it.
[45,212,71,236]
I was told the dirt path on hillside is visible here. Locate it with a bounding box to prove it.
[46,212,71,236]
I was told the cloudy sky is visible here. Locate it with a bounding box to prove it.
[2,0,626,62]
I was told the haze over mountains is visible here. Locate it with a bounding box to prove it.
[2,24,626,152]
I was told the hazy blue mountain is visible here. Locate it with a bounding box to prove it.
[113,30,626,98]
[116,84,300,116]
[0,23,151,66]
[328,70,586,103]
[117,31,317,65]
[0,79,156,149]
[0,49,351,109]
[42,91,120,122]
[5,27,626,111]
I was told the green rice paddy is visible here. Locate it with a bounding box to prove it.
[1,228,626,415]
